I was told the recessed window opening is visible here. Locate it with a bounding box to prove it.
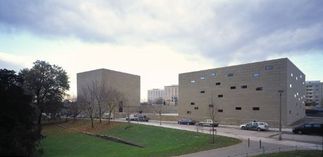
[200,76,205,80]
[187,111,191,114]
[216,82,221,85]
[194,107,199,110]
[252,107,260,111]
[191,80,196,83]
[256,87,263,91]
[291,73,293,77]
[253,73,260,78]
[218,109,223,112]
[227,73,234,77]
[211,73,216,77]
[289,84,292,88]
[230,86,236,89]
[235,107,242,110]
[241,85,247,89]
[190,102,195,105]
[265,65,273,70]
[200,90,205,93]
[218,94,223,98]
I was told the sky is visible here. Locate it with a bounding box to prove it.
[0,0,323,101]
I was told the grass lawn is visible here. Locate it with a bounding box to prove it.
[41,120,240,157]
[254,150,322,157]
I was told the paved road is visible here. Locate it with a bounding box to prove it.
[145,120,323,145]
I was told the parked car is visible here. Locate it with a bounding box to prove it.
[102,112,114,119]
[126,114,138,121]
[197,119,219,127]
[137,115,149,122]
[126,114,149,122]
[240,121,269,131]
[178,118,196,125]
[292,123,323,135]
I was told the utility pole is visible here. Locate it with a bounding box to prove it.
[209,104,215,144]
[278,90,284,141]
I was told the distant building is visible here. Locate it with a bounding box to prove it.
[77,69,140,113]
[164,85,178,105]
[179,58,306,126]
[305,81,323,107]
[148,89,164,104]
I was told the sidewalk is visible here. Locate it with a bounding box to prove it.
[177,139,309,157]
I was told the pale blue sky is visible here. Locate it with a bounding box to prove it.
[1,0,323,101]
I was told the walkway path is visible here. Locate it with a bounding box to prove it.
[177,139,309,157]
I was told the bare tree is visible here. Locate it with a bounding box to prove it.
[104,89,125,124]
[90,80,106,123]
[78,87,95,128]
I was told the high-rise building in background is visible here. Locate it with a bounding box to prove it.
[148,89,164,104]
[164,85,178,105]
[147,85,179,105]
[305,81,323,107]
[179,58,306,126]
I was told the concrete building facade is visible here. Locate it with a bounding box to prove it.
[179,58,306,126]
[77,69,140,113]
[305,81,323,107]
[148,89,164,103]
[164,85,178,105]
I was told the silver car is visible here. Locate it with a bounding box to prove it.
[240,121,269,131]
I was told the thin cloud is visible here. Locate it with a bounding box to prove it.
[0,0,322,65]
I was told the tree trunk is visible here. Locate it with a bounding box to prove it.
[98,103,102,123]
[90,115,94,128]
[38,112,42,135]
[107,110,112,124]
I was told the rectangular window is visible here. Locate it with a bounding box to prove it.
[218,109,223,112]
[194,107,199,110]
[200,76,205,80]
[216,82,221,85]
[235,107,242,110]
[227,73,234,77]
[241,85,247,89]
[252,107,260,111]
[190,80,196,83]
[187,111,191,114]
[265,65,273,70]
[230,86,236,89]
[253,73,260,78]
[218,94,223,98]
[190,102,195,105]
[200,90,205,93]
[256,87,263,91]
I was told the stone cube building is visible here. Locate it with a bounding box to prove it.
[179,58,306,126]
[77,69,140,113]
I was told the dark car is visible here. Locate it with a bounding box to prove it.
[178,118,196,125]
[292,123,323,135]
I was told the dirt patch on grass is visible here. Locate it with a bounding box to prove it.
[45,120,122,134]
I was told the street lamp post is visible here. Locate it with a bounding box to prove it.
[209,104,215,144]
[278,90,284,141]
